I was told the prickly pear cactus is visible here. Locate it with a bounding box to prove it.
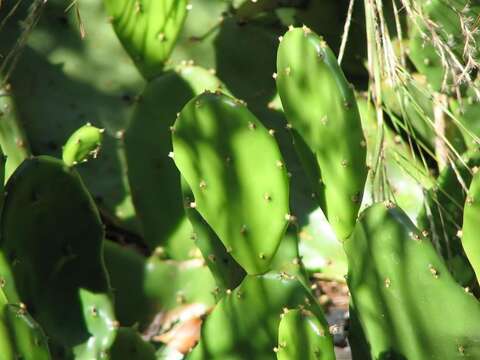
[0,148,5,207]
[0,251,51,360]
[450,96,480,150]
[276,26,367,240]
[0,246,50,359]
[1,156,117,358]
[124,64,225,252]
[104,240,217,329]
[297,207,348,280]
[110,327,156,360]
[103,241,156,328]
[143,255,217,312]
[276,308,335,360]
[172,92,290,274]
[189,273,333,359]
[417,151,480,287]
[62,123,104,166]
[462,171,480,282]
[103,0,188,80]
[2,303,51,360]
[0,84,30,179]
[268,228,307,283]
[346,203,480,359]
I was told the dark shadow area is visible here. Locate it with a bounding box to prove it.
[214,16,283,109]
[294,0,368,89]
[2,0,145,234]
[124,71,198,253]
[295,0,407,89]
[379,349,408,360]
[103,240,155,328]
[347,303,372,360]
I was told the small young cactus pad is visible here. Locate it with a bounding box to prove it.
[62,123,104,166]
[276,27,367,240]
[172,92,290,274]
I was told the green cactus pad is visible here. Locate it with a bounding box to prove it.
[62,123,104,166]
[450,97,480,150]
[125,65,224,252]
[104,0,188,80]
[276,27,367,240]
[0,252,51,359]
[1,156,117,357]
[172,92,290,274]
[143,256,217,311]
[169,0,226,68]
[3,303,51,360]
[417,152,480,287]
[276,308,335,360]
[0,84,30,179]
[189,273,333,359]
[103,241,156,328]
[294,0,371,84]
[461,171,480,282]
[0,147,6,209]
[110,327,156,359]
[269,229,305,278]
[346,203,480,359]
[105,240,217,328]
[297,208,348,280]
[347,302,371,360]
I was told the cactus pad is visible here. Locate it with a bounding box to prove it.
[276,27,367,240]
[346,203,480,359]
[1,156,117,357]
[172,92,290,274]
[104,0,188,79]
